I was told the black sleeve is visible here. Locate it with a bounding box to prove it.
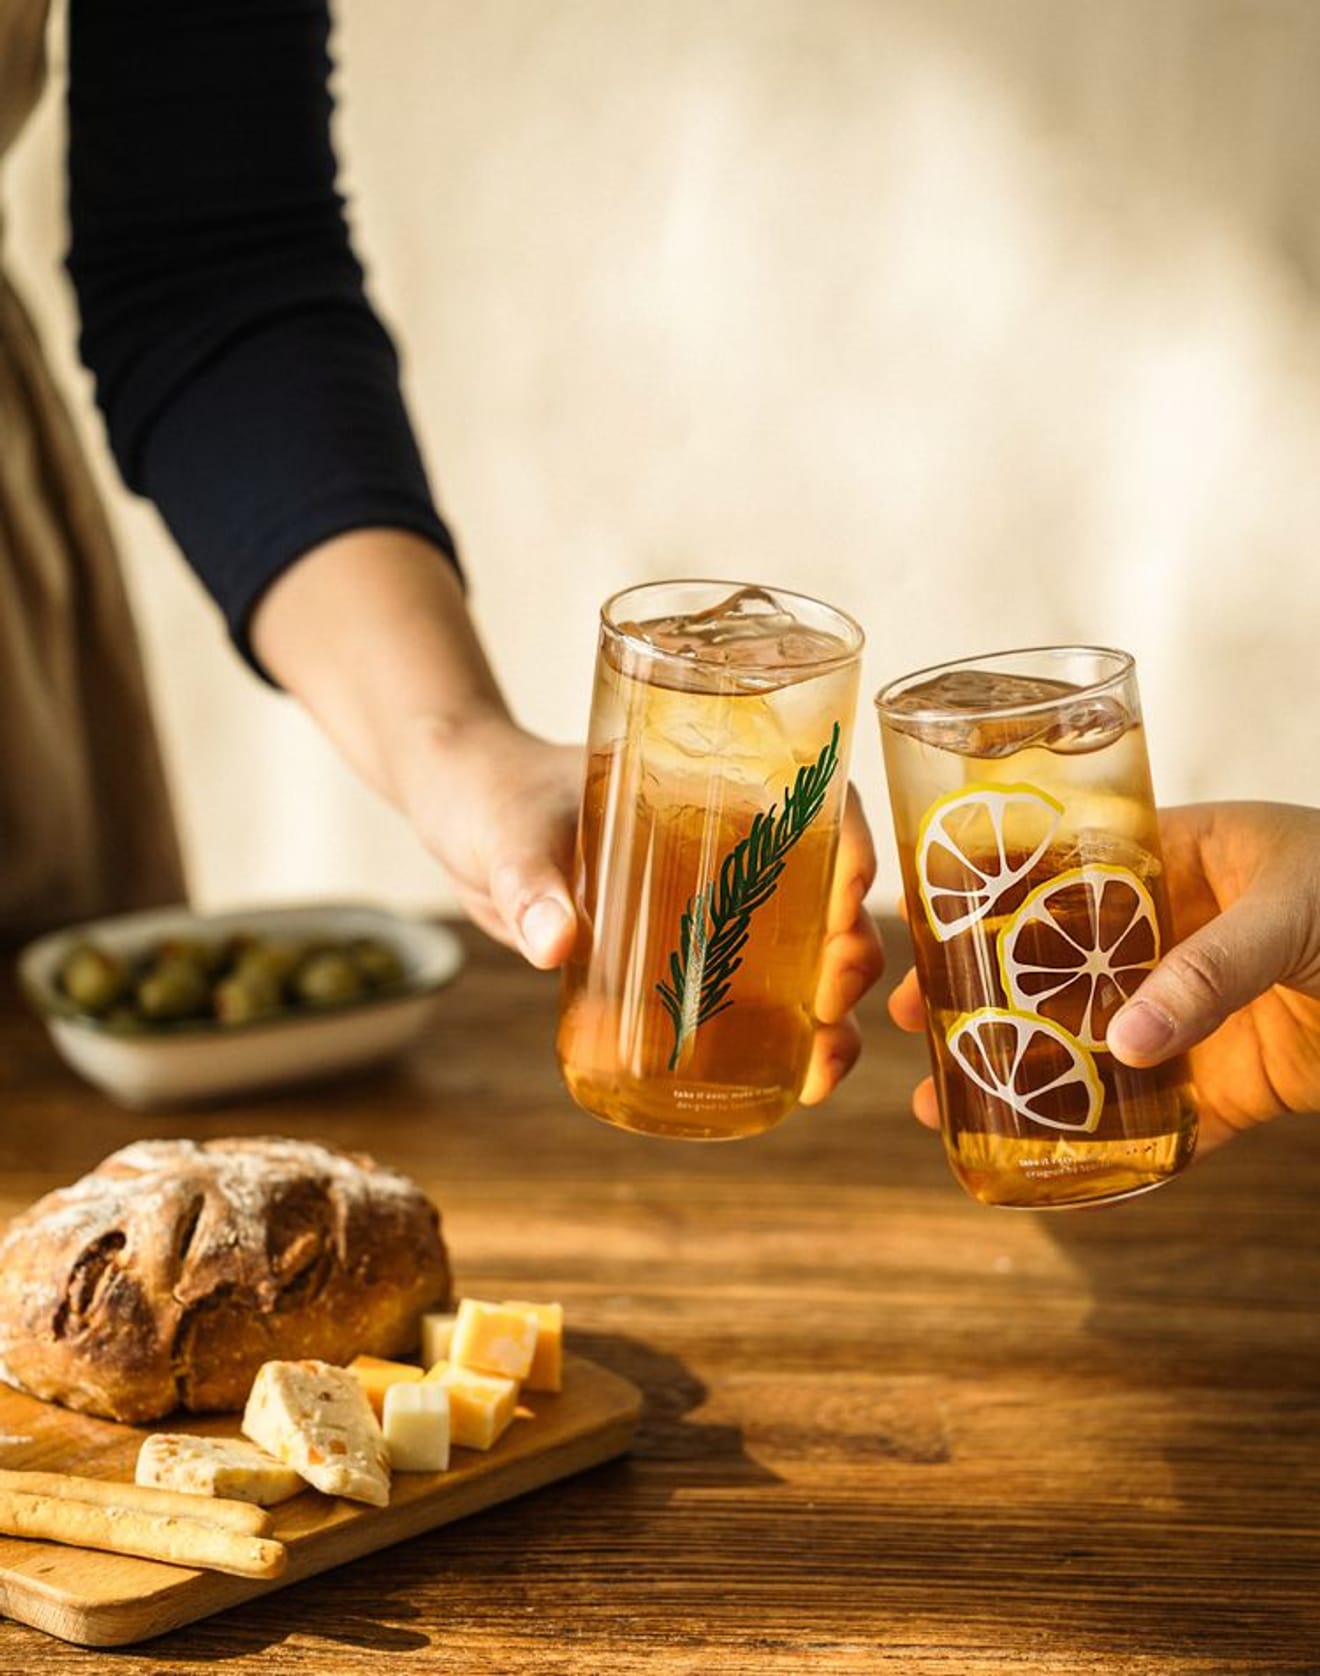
[66,0,460,676]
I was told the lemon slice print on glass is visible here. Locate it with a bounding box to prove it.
[915,783,1063,943]
[997,864,1160,1050]
[946,1006,1104,1134]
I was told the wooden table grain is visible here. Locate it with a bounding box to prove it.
[1,922,1318,1674]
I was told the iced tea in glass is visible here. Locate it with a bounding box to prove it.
[877,646,1197,1208]
[558,581,863,1139]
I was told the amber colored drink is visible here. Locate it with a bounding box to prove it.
[558,582,862,1139]
[877,648,1197,1208]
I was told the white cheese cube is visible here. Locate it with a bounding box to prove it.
[382,1379,451,1473]
[420,1310,456,1369]
[242,1359,391,1508]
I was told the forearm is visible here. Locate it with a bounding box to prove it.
[250,530,511,807]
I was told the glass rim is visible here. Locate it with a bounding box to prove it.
[874,644,1136,723]
[600,578,865,679]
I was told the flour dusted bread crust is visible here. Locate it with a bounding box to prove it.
[0,1137,452,1423]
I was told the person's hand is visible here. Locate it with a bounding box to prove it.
[398,714,884,1103]
[802,786,886,1103]
[251,530,884,1102]
[888,802,1320,1155]
[1106,803,1320,1150]
[390,709,580,964]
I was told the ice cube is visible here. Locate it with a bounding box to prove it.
[1043,697,1131,755]
[622,586,853,686]
[1057,827,1162,879]
[883,669,1133,759]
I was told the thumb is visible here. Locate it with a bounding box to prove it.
[487,838,577,970]
[1108,892,1300,1066]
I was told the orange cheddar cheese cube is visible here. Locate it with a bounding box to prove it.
[423,1361,518,1450]
[348,1354,425,1418]
[449,1299,538,1381]
[503,1300,564,1392]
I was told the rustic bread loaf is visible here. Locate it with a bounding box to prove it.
[0,1137,452,1423]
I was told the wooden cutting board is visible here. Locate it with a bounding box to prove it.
[0,1353,641,1647]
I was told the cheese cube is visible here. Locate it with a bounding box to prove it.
[135,1433,304,1507]
[420,1311,456,1369]
[450,1299,538,1381]
[382,1379,451,1473]
[348,1354,425,1418]
[423,1361,518,1450]
[503,1300,564,1392]
[242,1359,391,1507]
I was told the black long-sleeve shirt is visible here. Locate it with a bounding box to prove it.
[66,0,458,674]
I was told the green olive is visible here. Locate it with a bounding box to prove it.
[213,968,283,1026]
[155,936,227,976]
[233,939,303,991]
[348,937,405,989]
[135,955,211,1022]
[81,926,411,1027]
[293,950,365,1007]
[59,943,128,1015]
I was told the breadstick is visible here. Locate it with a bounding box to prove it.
[0,1488,286,1578]
[0,1468,270,1535]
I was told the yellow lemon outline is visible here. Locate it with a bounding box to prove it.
[996,863,1161,1051]
[945,1004,1104,1134]
[915,781,1064,944]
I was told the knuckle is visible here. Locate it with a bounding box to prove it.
[488,856,538,917]
[1164,935,1234,1011]
[856,935,887,983]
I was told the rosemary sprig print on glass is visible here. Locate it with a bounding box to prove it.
[657,723,841,1070]
[557,582,862,1140]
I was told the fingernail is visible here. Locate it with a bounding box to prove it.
[519,897,571,961]
[1110,999,1175,1059]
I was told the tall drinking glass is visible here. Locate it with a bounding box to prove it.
[558,580,863,1139]
[876,646,1197,1208]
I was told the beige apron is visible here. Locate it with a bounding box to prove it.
[0,0,185,944]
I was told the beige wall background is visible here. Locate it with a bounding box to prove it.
[5,0,1320,916]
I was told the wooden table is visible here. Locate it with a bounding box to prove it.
[1,922,1318,1674]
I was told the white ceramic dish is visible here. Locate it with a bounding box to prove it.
[17,902,464,1109]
